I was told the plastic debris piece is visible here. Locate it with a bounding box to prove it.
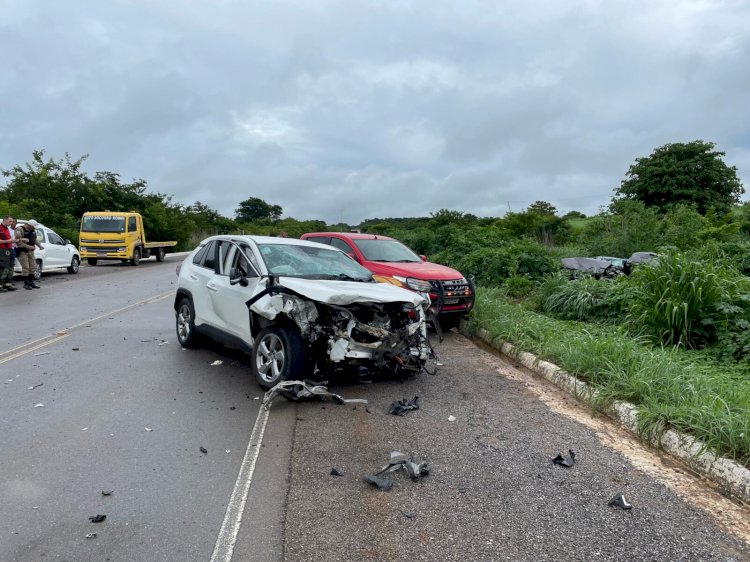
[200,446,208,454]
[144,427,153,432]
[229,406,236,410]
[88,514,106,523]
[363,474,393,491]
[388,396,420,416]
[447,415,456,422]
[33,351,51,356]
[436,362,444,366]
[608,494,632,510]
[330,468,344,477]
[82,428,88,431]
[72,348,80,351]
[27,383,43,390]
[552,449,576,468]
[402,511,414,519]
[101,490,113,496]
[157,340,168,346]
[85,533,97,539]
[211,360,223,366]
[225,450,230,454]
[34,403,44,408]
[263,380,368,409]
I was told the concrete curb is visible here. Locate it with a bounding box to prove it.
[472,327,750,503]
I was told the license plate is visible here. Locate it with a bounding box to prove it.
[444,298,459,304]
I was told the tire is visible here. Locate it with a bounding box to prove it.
[251,325,306,389]
[88,258,98,266]
[155,247,165,262]
[130,247,141,266]
[33,260,42,281]
[67,256,80,274]
[176,298,199,349]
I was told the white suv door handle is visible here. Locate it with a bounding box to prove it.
[206,283,218,292]
[189,274,199,281]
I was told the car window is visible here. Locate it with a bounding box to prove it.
[305,236,330,245]
[128,216,137,232]
[223,243,259,278]
[35,229,46,243]
[48,232,65,245]
[257,243,372,280]
[353,239,420,262]
[200,241,217,270]
[192,243,209,265]
[329,238,353,254]
[217,240,233,273]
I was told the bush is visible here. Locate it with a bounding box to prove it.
[536,273,628,323]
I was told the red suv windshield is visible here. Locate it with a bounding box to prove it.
[353,239,421,262]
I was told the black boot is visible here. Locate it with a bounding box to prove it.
[28,275,41,289]
[4,284,16,291]
[24,276,32,290]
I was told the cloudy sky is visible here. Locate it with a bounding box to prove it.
[2,0,749,224]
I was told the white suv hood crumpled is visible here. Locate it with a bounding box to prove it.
[249,277,427,320]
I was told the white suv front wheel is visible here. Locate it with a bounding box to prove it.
[251,325,306,389]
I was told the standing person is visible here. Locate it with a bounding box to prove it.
[15,219,44,289]
[0,216,15,292]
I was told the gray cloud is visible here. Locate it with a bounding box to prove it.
[2,0,749,224]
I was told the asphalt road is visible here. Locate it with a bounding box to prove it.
[1,258,749,562]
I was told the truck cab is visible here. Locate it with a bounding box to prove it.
[79,211,176,266]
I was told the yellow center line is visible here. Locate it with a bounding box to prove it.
[0,289,174,365]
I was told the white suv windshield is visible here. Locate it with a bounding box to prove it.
[353,239,420,262]
[257,243,372,281]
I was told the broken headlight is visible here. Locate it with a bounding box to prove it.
[392,276,432,292]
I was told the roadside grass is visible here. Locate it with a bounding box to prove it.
[466,287,750,466]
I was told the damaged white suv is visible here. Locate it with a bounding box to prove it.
[174,236,432,388]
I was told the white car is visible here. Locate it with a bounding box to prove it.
[174,235,431,389]
[14,220,81,280]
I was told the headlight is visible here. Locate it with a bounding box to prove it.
[393,276,433,292]
[118,247,126,252]
[80,247,87,252]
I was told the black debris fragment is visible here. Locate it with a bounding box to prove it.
[200,447,208,454]
[402,511,414,519]
[608,494,632,510]
[388,396,420,416]
[101,490,113,496]
[330,468,344,477]
[363,474,393,491]
[552,449,576,468]
[88,515,106,523]
[364,451,430,491]
[229,406,236,410]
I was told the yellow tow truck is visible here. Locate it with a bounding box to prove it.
[79,211,177,266]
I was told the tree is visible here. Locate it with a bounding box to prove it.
[234,197,282,222]
[527,201,557,215]
[615,140,744,215]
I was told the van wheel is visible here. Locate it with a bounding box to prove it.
[88,259,98,266]
[33,260,42,281]
[155,247,165,262]
[130,247,141,266]
[67,256,80,274]
[251,326,306,389]
[176,298,199,348]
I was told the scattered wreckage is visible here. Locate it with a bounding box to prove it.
[175,236,434,389]
[561,252,659,279]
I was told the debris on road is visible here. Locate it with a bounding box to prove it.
[157,340,168,346]
[211,360,223,366]
[27,383,43,390]
[364,451,430,491]
[402,511,415,519]
[144,427,153,432]
[85,533,97,539]
[88,515,106,523]
[33,351,51,356]
[608,494,633,510]
[330,468,344,477]
[72,347,80,351]
[262,380,368,409]
[447,415,456,422]
[33,403,44,408]
[200,446,208,454]
[101,490,113,496]
[389,396,420,416]
[552,449,576,468]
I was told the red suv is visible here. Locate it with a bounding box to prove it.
[300,232,474,329]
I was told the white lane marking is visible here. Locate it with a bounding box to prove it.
[211,404,271,562]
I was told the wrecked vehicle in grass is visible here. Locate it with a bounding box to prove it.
[561,257,621,279]
[174,236,432,388]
